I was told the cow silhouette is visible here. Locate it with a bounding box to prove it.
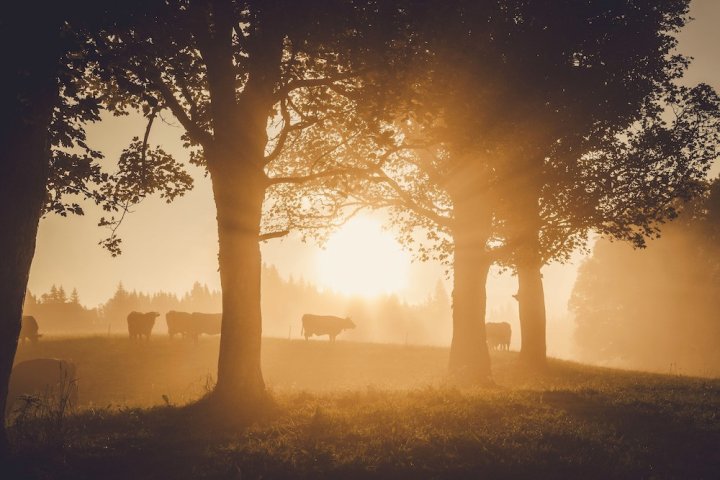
[301,314,355,341]
[5,358,78,419]
[20,315,42,343]
[127,311,159,340]
[166,311,194,339]
[486,322,511,351]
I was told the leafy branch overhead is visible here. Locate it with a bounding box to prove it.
[98,137,194,256]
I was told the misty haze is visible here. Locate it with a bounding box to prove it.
[2,1,720,479]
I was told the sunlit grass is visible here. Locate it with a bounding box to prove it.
[7,336,720,479]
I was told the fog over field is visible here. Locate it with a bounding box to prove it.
[24,0,720,373]
[3,1,720,477]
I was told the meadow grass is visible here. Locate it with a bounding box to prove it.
[5,336,720,479]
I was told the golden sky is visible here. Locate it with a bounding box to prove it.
[27,0,720,351]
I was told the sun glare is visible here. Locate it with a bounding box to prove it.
[317,216,410,297]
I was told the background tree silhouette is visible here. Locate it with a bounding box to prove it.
[570,179,720,375]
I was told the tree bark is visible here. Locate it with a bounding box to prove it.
[195,4,284,412]
[517,250,547,367]
[448,244,493,382]
[0,11,60,457]
[514,198,548,367]
[447,198,493,383]
[0,145,48,458]
[207,152,267,409]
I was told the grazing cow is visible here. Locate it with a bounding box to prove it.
[189,312,222,341]
[20,315,42,343]
[166,311,194,339]
[5,359,78,418]
[486,322,511,351]
[127,311,159,340]
[301,314,355,341]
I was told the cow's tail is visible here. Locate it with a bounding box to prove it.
[301,323,304,336]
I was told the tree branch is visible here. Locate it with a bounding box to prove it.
[259,230,290,242]
[264,98,292,164]
[141,105,159,162]
[267,165,378,186]
[364,168,454,230]
[146,67,213,149]
[273,71,359,102]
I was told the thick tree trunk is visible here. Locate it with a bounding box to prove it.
[514,199,547,367]
[0,161,47,458]
[196,7,284,412]
[448,244,492,382]
[208,155,267,409]
[0,13,59,457]
[0,110,54,458]
[448,198,493,383]
[517,251,547,367]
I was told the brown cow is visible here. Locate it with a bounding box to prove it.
[301,314,355,341]
[5,358,78,419]
[127,311,159,340]
[486,322,511,351]
[166,311,194,339]
[189,312,222,342]
[20,315,42,343]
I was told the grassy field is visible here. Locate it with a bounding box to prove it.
[5,336,720,479]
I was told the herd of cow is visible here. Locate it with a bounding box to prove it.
[127,311,222,342]
[6,315,511,419]
[19,313,510,347]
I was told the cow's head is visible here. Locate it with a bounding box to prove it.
[344,317,356,329]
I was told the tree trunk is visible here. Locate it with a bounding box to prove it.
[0,158,47,458]
[448,244,493,382]
[0,13,60,457]
[208,154,267,409]
[193,3,285,412]
[517,253,547,367]
[447,198,493,383]
[0,107,54,458]
[515,204,547,367]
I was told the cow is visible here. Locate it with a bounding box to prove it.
[166,311,194,339]
[20,315,42,343]
[5,359,78,419]
[189,312,222,341]
[127,311,159,340]
[486,322,511,351]
[301,314,355,341]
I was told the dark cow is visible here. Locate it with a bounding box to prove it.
[6,359,78,418]
[166,311,194,339]
[190,312,222,340]
[486,322,511,351]
[127,311,159,340]
[301,314,355,341]
[20,315,42,343]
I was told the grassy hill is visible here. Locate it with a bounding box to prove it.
[6,336,720,479]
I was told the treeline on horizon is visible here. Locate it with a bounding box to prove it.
[23,264,456,345]
[571,179,720,377]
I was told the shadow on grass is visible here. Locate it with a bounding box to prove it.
[542,389,720,479]
[6,396,281,480]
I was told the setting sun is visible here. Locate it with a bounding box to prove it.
[317,216,411,297]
